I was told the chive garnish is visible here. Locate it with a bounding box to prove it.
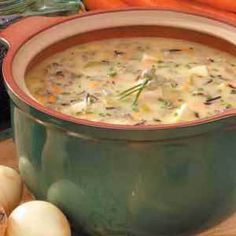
[118,66,156,105]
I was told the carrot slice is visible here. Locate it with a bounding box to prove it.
[84,0,128,10]
[193,0,236,13]
[123,0,236,24]
[123,0,180,7]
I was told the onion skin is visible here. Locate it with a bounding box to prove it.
[6,201,71,236]
[0,165,23,215]
[0,207,7,236]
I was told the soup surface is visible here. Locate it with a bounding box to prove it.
[26,38,236,125]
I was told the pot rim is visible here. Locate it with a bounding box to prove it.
[3,8,236,131]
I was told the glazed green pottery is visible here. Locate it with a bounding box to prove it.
[1,9,236,236]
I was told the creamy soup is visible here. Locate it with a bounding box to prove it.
[25,38,236,125]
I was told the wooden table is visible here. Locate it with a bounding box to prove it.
[1,138,236,236]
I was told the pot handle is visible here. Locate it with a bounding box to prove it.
[0,16,72,48]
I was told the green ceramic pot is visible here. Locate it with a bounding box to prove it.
[1,9,236,236]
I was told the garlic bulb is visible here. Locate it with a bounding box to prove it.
[6,200,71,236]
[0,165,23,215]
[0,207,7,235]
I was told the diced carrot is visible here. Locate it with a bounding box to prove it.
[36,95,47,104]
[51,85,61,94]
[88,81,99,88]
[48,95,57,104]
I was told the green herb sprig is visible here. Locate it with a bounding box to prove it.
[118,66,156,105]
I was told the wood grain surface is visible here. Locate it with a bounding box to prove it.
[1,138,236,236]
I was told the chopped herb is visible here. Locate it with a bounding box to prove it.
[206,79,213,84]
[98,113,106,117]
[70,99,78,103]
[85,111,94,114]
[192,91,206,96]
[105,107,116,110]
[55,71,64,76]
[205,96,221,105]
[217,75,228,81]
[134,120,147,126]
[229,83,236,89]
[168,49,182,52]
[194,112,200,118]
[159,98,175,109]
[170,81,178,88]
[185,64,192,69]
[61,103,69,106]
[226,104,233,109]
[84,61,104,68]
[101,60,110,64]
[98,112,111,117]
[197,88,204,91]
[231,90,236,94]
[153,118,161,122]
[208,58,215,63]
[114,50,125,56]
[86,93,98,105]
[107,68,117,77]
[132,105,139,112]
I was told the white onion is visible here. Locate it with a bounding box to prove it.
[0,165,23,215]
[6,200,71,236]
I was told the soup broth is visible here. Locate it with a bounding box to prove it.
[25,38,236,125]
